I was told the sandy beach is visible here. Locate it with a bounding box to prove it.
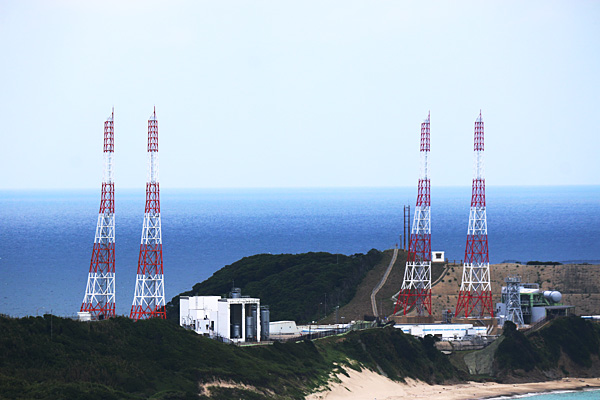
[306,368,600,400]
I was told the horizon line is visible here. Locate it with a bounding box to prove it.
[1,183,599,191]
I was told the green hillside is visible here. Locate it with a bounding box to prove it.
[0,315,458,400]
[165,250,383,323]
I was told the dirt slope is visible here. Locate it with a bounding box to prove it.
[428,262,600,317]
[327,256,600,320]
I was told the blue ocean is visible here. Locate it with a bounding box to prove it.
[488,388,600,399]
[1,186,599,318]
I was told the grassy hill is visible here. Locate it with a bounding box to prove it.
[165,250,384,323]
[0,315,459,400]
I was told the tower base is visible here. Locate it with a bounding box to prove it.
[452,317,499,335]
[389,315,435,324]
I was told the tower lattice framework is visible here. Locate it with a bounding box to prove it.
[81,108,116,320]
[394,112,432,316]
[455,111,494,318]
[504,275,524,326]
[130,107,166,320]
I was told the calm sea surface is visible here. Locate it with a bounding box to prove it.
[1,186,599,317]
[488,388,600,399]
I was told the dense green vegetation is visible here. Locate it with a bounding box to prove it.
[165,250,383,323]
[526,261,562,265]
[535,316,600,368]
[0,315,458,399]
[495,321,543,372]
[0,315,337,399]
[495,317,600,376]
[3,309,600,398]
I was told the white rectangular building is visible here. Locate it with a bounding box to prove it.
[180,291,263,343]
[180,295,221,336]
[394,323,487,340]
[269,321,301,336]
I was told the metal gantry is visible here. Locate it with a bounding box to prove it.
[130,107,166,320]
[394,112,432,316]
[455,111,494,318]
[81,108,116,320]
[505,275,525,326]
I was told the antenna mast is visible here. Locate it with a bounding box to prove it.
[394,112,432,316]
[455,111,494,318]
[81,108,116,320]
[130,107,166,320]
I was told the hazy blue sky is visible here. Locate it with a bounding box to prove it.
[1,1,598,189]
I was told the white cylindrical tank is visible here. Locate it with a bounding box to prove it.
[233,324,241,338]
[260,306,270,340]
[246,316,254,339]
[543,291,562,303]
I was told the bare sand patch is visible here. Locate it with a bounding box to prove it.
[306,368,600,400]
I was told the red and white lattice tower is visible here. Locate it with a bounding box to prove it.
[394,112,432,316]
[455,111,494,318]
[130,107,166,320]
[81,108,116,320]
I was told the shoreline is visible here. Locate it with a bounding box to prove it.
[306,369,600,400]
[483,387,600,399]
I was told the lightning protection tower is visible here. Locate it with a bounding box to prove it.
[455,111,494,318]
[130,107,166,320]
[81,108,116,320]
[394,112,432,316]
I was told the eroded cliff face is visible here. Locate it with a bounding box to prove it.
[462,336,504,376]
